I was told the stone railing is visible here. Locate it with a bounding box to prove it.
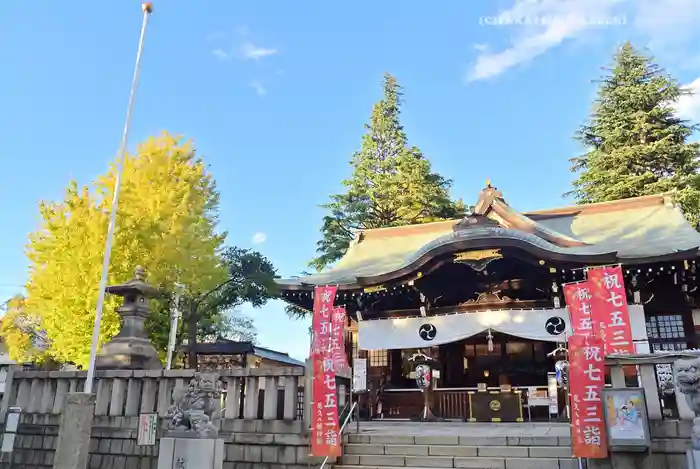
[605,352,699,421]
[601,353,698,469]
[0,366,305,423]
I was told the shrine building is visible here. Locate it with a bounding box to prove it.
[277,183,700,420]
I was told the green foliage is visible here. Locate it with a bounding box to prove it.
[149,246,277,358]
[568,42,700,226]
[311,73,464,271]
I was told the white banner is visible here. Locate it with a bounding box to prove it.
[357,305,647,350]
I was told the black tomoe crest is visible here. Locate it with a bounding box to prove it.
[418,323,437,341]
[545,316,566,335]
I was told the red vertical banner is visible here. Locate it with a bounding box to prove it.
[563,281,595,337]
[588,265,634,355]
[311,286,341,458]
[311,286,338,356]
[331,306,350,375]
[568,335,608,459]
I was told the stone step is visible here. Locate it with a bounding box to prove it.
[333,457,578,469]
[345,435,570,447]
[340,451,574,467]
[343,444,572,459]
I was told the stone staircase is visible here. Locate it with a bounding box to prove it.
[336,432,578,469]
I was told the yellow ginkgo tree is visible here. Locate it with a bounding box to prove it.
[10,132,230,367]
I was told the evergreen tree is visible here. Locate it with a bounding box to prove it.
[310,73,465,270]
[568,42,700,226]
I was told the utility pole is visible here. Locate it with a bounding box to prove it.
[85,3,153,394]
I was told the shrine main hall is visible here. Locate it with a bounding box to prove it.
[277,184,700,420]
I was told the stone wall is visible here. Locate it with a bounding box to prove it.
[0,366,331,469]
[646,419,693,468]
[2,415,320,469]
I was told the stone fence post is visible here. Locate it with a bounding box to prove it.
[52,393,96,469]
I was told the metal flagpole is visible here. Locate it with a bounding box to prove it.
[165,283,184,370]
[85,2,154,394]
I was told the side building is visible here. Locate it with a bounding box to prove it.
[277,184,700,419]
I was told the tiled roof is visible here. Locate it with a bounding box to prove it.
[278,190,700,288]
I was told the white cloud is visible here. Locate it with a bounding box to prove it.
[239,42,277,61]
[249,81,267,96]
[677,77,700,124]
[211,48,229,60]
[208,27,279,63]
[466,0,700,82]
[252,232,267,244]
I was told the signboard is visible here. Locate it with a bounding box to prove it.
[310,286,341,458]
[588,265,634,355]
[1,408,21,453]
[137,413,158,446]
[569,335,608,459]
[352,358,367,392]
[602,388,650,451]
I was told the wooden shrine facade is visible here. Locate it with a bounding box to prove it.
[277,184,700,420]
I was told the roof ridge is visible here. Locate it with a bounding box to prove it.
[357,219,458,234]
[349,193,671,240]
[524,193,668,217]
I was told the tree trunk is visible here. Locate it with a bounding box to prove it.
[187,301,198,369]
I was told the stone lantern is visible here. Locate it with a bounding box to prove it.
[95,266,162,370]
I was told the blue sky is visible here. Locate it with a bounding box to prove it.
[1,1,699,361]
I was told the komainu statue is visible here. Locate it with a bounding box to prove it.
[166,372,222,439]
[674,358,700,449]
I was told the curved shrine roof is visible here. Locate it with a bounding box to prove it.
[278,188,700,289]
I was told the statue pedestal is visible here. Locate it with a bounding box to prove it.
[157,437,224,469]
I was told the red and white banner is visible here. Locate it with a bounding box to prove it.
[310,286,341,457]
[569,335,608,459]
[588,265,634,355]
[331,306,350,375]
[563,281,595,337]
[311,286,338,356]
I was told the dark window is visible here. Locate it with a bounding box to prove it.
[464,344,476,358]
[646,314,688,351]
[506,342,533,360]
[369,349,388,367]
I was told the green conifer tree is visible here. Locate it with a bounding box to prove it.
[568,42,700,227]
[310,73,465,270]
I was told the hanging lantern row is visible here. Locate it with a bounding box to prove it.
[279,259,698,301]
